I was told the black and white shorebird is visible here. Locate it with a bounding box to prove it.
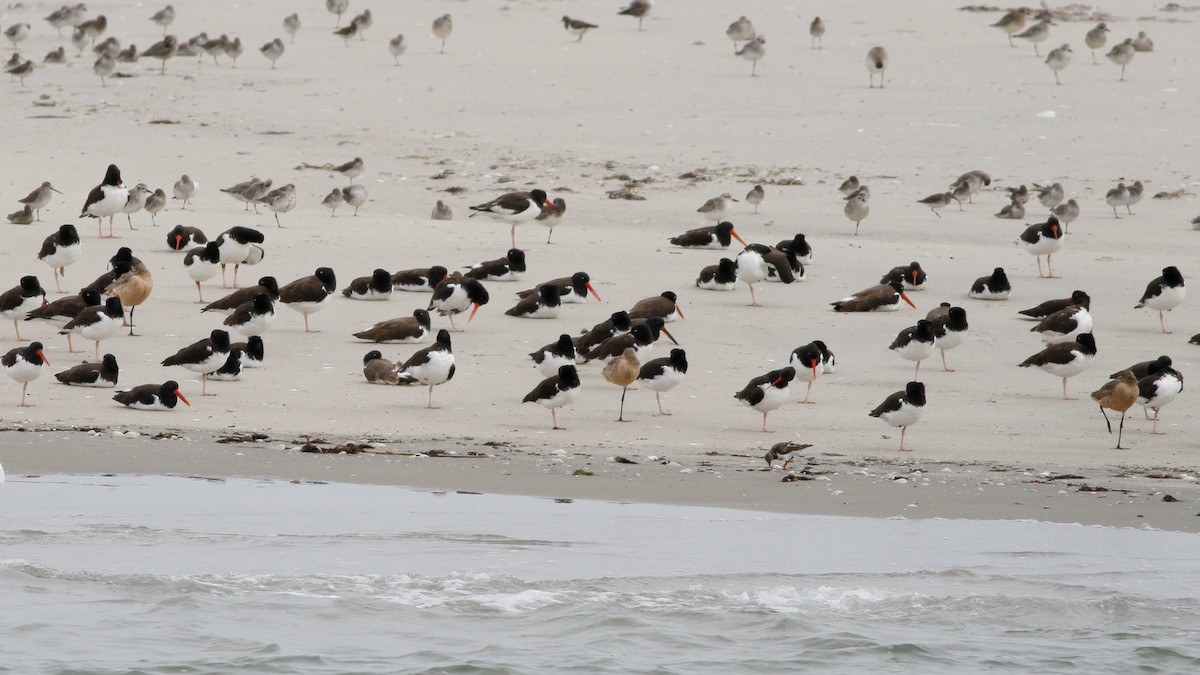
[869,381,926,451]
[79,164,128,239]
[1018,289,1087,320]
[926,304,969,372]
[161,329,231,396]
[523,365,581,430]
[1135,359,1183,435]
[629,291,684,322]
[55,353,119,387]
[1019,332,1097,400]
[3,341,50,407]
[279,267,336,333]
[574,310,632,357]
[637,348,687,415]
[363,350,399,385]
[27,289,100,354]
[1031,293,1092,344]
[889,319,936,379]
[0,276,47,340]
[562,15,598,41]
[789,342,824,404]
[214,226,266,288]
[469,189,554,248]
[396,329,456,409]
[428,277,489,332]
[464,249,526,282]
[392,266,448,293]
[617,0,653,31]
[696,258,738,291]
[775,234,813,265]
[18,181,61,221]
[505,284,561,319]
[341,268,392,301]
[60,296,122,360]
[183,241,221,303]
[1018,217,1064,278]
[167,224,207,251]
[531,334,577,378]
[735,366,795,432]
[735,245,771,306]
[353,309,431,344]
[202,276,279,315]
[222,293,274,337]
[832,280,916,312]
[209,347,244,382]
[232,336,263,368]
[1134,266,1185,334]
[517,272,601,304]
[969,267,1011,301]
[670,221,748,249]
[880,261,927,292]
[113,380,190,410]
[583,322,668,362]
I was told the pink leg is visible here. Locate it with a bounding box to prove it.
[1160,311,1171,334]
[195,281,205,303]
[801,380,814,404]
[941,349,954,372]
[13,319,23,341]
[1152,408,1164,435]
[899,426,910,451]
[448,314,461,332]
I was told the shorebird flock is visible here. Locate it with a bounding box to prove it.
[0,3,1193,456]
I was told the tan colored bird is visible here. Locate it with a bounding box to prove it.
[1091,370,1138,449]
[107,258,153,336]
[602,347,640,422]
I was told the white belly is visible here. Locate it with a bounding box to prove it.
[521,304,561,319]
[1138,373,1182,409]
[2,295,44,320]
[744,384,789,413]
[78,316,120,341]
[697,278,736,291]
[536,354,574,378]
[405,351,455,386]
[1144,285,1185,312]
[86,186,129,218]
[1038,353,1091,379]
[538,385,579,410]
[933,330,967,351]
[5,360,44,384]
[639,367,685,392]
[969,289,1010,301]
[880,401,922,429]
[42,243,81,269]
[286,298,328,315]
[235,313,273,337]
[187,260,218,283]
[1023,237,1063,256]
[893,340,934,363]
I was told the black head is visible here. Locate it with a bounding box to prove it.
[363,350,383,365]
[103,164,122,187]
[465,279,489,305]
[1070,290,1090,307]
[669,348,688,372]
[789,234,808,251]
[792,343,821,368]
[571,271,591,291]
[717,258,738,280]
[110,247,133,265]
[611,310,632,332]
[886,279,905,293]
[506,249,526,271]
[259,276,281,298]
[716,221,735,236]
[746,243,773,256]
[428,266,449,285]
[938,302,951,309]
[19,276,44,295]
[915,319,935,340]
[630,324,653,346]
[25,341,46,363]
[904,381,927,406]
[201,241,221,262]
[530,189,550,206]
[104,297,124,316]
[1148,355,1173,374]
[947,307,968,329]
[81,289,102,306]
[314,267,337,291]
[102,353,118,373]
[539,284,561,306]
[211,329,231,350]
[413,309,431,329]
[435,329,452,348]
[555,333,576,355]
[370,268,391,291]
[992,267,1009,284]
[244,336,264,360]
[772,367,797,387]
[1075,333,1097,353]
[558,364,581,388]
[1163,266,1184,286]
[58,224,80,246]
[660,291,678,303]
[1043,216,1062,239]
[251,293,273,313]
[169,224,188,250]
[811,339,829,355]
[228,226,266,245]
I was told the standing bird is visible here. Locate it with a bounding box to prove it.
[283,13,301,43]
[926,304,969,372]
[736,36,766,77]
[1136,361,1183,436]
[809,17,825,50]
[150,6,175,34]
[1035,182,1065,209]
[6,59,34,86]
[788,342,823,404]
[35,291,99,355]
[113,380,190,410]
[141,35,178,74]
[838,176,861,196]
[363,351,399,385]
[535,198,567,244]
[321,188,343,216]
[917,192,953,218]
[1018,217,1064,278]
[397,329,456,409]
[602,348,641,422]
[1019,333,1097,400]
[183,242,221,303]
[866,46,888,88]
[93,52,116,85]
[0,277,47,341]
[104,260,152,336]
[261,37,284,68]
[726,16,756,52]
[735,245,770,307]
[562,16,598,42]
[735,366,795,433]
[1045,43,1071,85]
[1106,38,1135,80]
[161,329,230,396]
[523,365,581,430]
[428,277,489,332]
[697,193,738,222]
[530,334,577,378]
[342,184,367,216]
[61,297,122,360]
[143,188,167,226]
[350,9,372,39]
[992,7,1030,47]
[388,34,405,64]
[172,175,198,208]
[1091,370,1139,449]
[37,224,82,294]
[213,226,265,288]
[223,294,274,338]
[327,0,349,26]
[55,353,119,388]
[342,269,393,301]
[469,189,553,248]
[80,164,128,239]
[745,185,765,213]
[869,382,926,452]
[334,157,364,183]
[950,170,991,203]
[1134,266,1185,334]
[1015,19,1053,56]
[18,181,62,221]
[279,267,337,333]
[618,0,653,31]
[432,14,453,52]
[889,319,936,379]
[1051,199,1080,233]
[1105,182,1131,218]
[1084,22,1109,64]
[3,342,50,407]
[1125,180,1144,215]
[637,348,687,416]
[5,22,30,48]
[844,191,870,234]
[258,183,296,227]
[120,184,150,230]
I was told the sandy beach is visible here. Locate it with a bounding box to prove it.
[2,1,1199,530]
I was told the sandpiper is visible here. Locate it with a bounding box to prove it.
[1045,43,1071,85]
[261,38,284,68]
[258,183,296,227]
[917,192,953,218]
[866,46,888,88]
[618,0,653,31]
[991,8,1030,47]
[388,34,405,64]
[1084,23,1109,64]
[433,14,453,52]
[18,181,61,221]
[1015,19,1053,57]
[562,16,598,42]
[1106,38,1135,80]
[745,185,765,213]
[736,36,766,77]
[327,0,349,27]
[141,35,178,74]
[810,17,825,50]
[697,193,738,221]
[726,16,756,53]
[283,14,301,43]
[844,192,869,234]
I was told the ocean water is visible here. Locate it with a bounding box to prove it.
[1,475,1199,674]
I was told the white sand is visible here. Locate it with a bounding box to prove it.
[2,2,1197,493]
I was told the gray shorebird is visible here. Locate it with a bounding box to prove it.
[141,35,178,74]
[991,8,1030,47]
[866,46,888,88]
[121,183,150,229]
[342,184,367,216]
[334,156,363,183]
[844,192,869,234]
[1015,19,1053,57]
[618,0,653,31]
[746,184,765,213]
[93,52,115,86]
[697,193,737,221]
[431,200,453,220]
[326,0,349,27]
[1045,44,1071,84]
[810,17,825,50]
[18,181,61,221]
[172,174,198,208]
[562,16,598,42]
[149,6,175,34]
[321,188,343,217]
[736,36,766,76]
[726,16,756,52]
[433,14,453,52]
[260,38,284,68]
[1132,31,1153,52]
[283,13,300,43]
[1051,198,1080,233]
[258,183,296,227]
[917,192,953,218]
[1084,22,1109,64]
[1106,38,1135,80]
[144,188,167,226]
[388,34,405,64]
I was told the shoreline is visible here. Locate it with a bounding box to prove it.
[3,425,1197,533]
